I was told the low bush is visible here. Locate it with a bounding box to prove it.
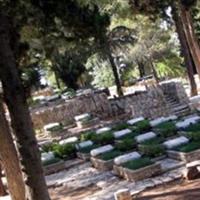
[141,137,164,145]
[42,143,57,153]
[134,120,151,133]
[112,123,130,131]
[122,157,153,170]
[155,121,177,138]
[185,131,200,141]
[53,143,76,159]
[115,138,136,152]
[184,123,200,132]
[80,131,96,141]
[98,150,122,161]
[93,132,115,145]
[139,144,165,158]
[175,141,200,153]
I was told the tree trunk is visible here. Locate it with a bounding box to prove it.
[0,163,6,197]
[180,3,200,77]
[0,14,50,200]
[171,3,198,96]
[0,98,25,200]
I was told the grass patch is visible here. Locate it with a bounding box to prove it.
[155,121,177,138]
[122,157,153,170]
[80,131,96,141]
[185,131,200,141]
[98,150,122,161]
[134,120,151,133]
[92,131,115,145]
[140,137,164,145]
[175,141,200,153]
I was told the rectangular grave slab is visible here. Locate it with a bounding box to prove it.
[59,137,78,145]
[135,132,156,143]
[96,127,112,134]
[176,116,200,129]
[113,129,132,139]
[122,163,162,182]
[90,145,114,157]
[42,152,55,162]
[74,113,90,122]
[150,117,166,127]
[127,117,145,126]
[167,148,200,163]
[75,140,93,150]
[76,152,91,161]
[44,123,60,131]
[163,136,189,149]
[114,152,141,165]
[44,160,65,175]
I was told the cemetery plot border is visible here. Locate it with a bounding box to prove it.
[77,152,90,161]
[167,149,200,163]
[122,163,162,182]
[44,160,66,175]
[90,157,114,171]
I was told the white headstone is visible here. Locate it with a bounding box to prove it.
[114,152,141,165]
[163,136,189,149]
[74,113,90,122]
[135,132,156,143]
[96,127,112,134]
[44,123,60,131]
[176,116,200,129]
[165,115,178,121]
[75,140,93,150]
[127,117,145,125]
[150,117,166,127]
[113,129,132,139]
[59,137,78,145]
[41,152,55,162]
[90,145,114,157]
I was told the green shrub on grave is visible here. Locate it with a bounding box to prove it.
[139,144,165,158]
[112,123,130,131]
[122,157,153,170]
[184,123,200,132]
[98,150,122,161]
[52,143,76,159]
[134,120,151,133]
[185,131,200,142]
[175,141,200,153]
[79,144,100,154]
[155,121,177,138]
[80,131,96,141]
[93,132,115,145]
[42,142,57,153]
[115,138,136,152]
[140,137,164,145]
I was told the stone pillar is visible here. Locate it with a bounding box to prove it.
[114,189,132,200]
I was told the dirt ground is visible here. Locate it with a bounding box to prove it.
[50,179,200,200]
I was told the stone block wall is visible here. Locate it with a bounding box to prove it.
[31,81,189,129]
[109,86,171,119]
[31,92,112,129]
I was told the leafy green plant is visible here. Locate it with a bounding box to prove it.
[79,144,100,154]
[184,123,200,132]
[98,150,122,161]
[175,141,200,153]
[42,142,57,153]
[140,137,164,145]
[134,120,151,133]
[80,131,96,141]
[139,144,165,158]
[53,143,76,159]
[185,131,200,141]
[155,121,177,138]
[115,138,136,152]
[93,132,115,145]
[112,123,130,131]
[122,157,153,170]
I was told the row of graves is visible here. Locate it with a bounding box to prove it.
[40,111,200,183]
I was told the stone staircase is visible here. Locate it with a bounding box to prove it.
[164,95,191,117]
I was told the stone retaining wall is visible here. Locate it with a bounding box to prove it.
[31,82,189,129]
